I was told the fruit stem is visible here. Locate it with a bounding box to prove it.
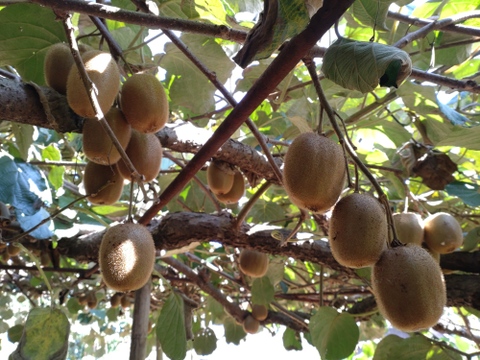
[235,181,272,230]
[304,59,400,246]
[61,15,144,185]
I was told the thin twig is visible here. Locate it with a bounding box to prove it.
[235,181,272,229]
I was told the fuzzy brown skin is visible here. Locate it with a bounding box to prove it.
[117,130,163,182]
[120,73,169,134]
[251,304,268,321]
[242,314,260,334]
[44,43,75,95]
[393,212,424,246]
[424,212,463,254]
[83,162,124,205]
[67,50,120,118]
[283,132,346,213]
[82,107,132,165]
[207,161,234,195]
[329,193,387,268]
[215,171,245,204]
[99,223,155,292]
[372,244,446,332]
[239,249,269,278]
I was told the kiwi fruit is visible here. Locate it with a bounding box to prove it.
[83,162,124,205]
[82,107,132,165]
[215,171,245,204]
[207,161,234,195]
[66,50,120,118]
[77,294,88,306]
[424,212,463,254]
[120,294,131,308]
[392,212,424,246]
[251,304,268,321]
[329,193,387,268]
[239,249,269,278]
[120,73,169,133]
[372,244,446,332]
[242,314,260,334]
[40,252,51,267]
[44,43,75,95]
[117,130,163,182]
[110,292,123,308]
[283,132,346,213]
[7,244,21,257]
[87,293,98,309]
[99,223,156,292]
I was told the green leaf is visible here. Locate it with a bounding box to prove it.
[66,297,83,315]
[282,327,302,351]
[7,325,24,343]
[156,292,187,360]
[265,258,285,286]
[309,307,359,360]
[251,277,275,306]
[223,317,246,345]
[193,327,217,355]
[322,38,412,93]
[0,3,66,84]
[352,0,396,31]
[462,227,480,252]
[9,307,70,360]
[11,124,34,161]
[161,34,235,116]
[445,181,480,207]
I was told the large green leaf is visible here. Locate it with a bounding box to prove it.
[445,181,480,207]
[322,38,412,93]
[0,3,66,84]
[251,276,275,305]
[309,307,359,360]
[193,327,217,355]
[282,327,302,351]
[161,33,235,116]
[156,292,187,360]
[351,0,396,31]
[9,307,70,360]
[223,317,246,345]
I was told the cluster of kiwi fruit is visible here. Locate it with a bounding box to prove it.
[43,42,168,205]
[328,195,463,331]
[206,160,246,204]
[242,304,269,334]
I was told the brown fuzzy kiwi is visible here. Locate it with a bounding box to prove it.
[120,73,169,133]
[329,193,387,268]
[392,212,424,246]
[207,161,234,195]
[82,107,132,165]
[424,212,463,254]
[215,171,245,204]
[77,294,88,306]
[87,293,98,309]
[117,130,162,182]
[44,43,75,95]
[66,50,120,118]
[283,132,346,213]
[239,249,269,278]
[99,223,156,292]
[372,244,446,332]
[120,294,131,308]
[7,244,21,256]
[251,304,268,321]
[110,292,123,308]
[83,162,124,205]
[242,314,260,334]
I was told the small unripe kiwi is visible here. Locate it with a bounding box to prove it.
[44,43,75,94]
[251,304,268,321]
[207,161,234,195]
[120,294,131,308]
[283,132,346,213]
[67,50,120,118]
[239,249,269,278]
[7,244,21,256]
[99,223,156,292]
[83,162,124,205]
[120,73,169,133]
[87,293,98,309]
[117,130,162,182]
[424,212,463,254]
[215,171,245,204]
[242,314,260,334]
[329,193,387,268]
[392,212,424,246]
[82,107,132,165]
[110,292,123,308]
[372,244,446,332]
[77,294,88,306]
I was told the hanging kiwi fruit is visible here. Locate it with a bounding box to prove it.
[83,162,124,205]
[239,249,269,278]
[392,212,424,246]
[424,212,463,254]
